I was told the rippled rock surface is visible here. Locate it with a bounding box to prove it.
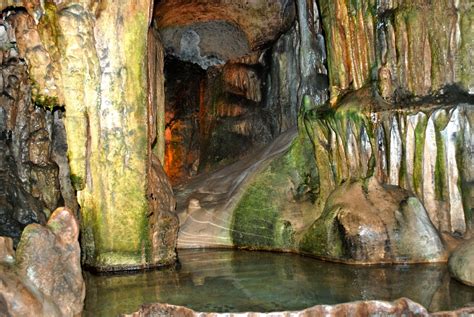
[319,0,473,103]
[303,96,473,237]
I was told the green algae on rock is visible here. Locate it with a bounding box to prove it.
[5,0,179,271]
[449,238,474,286]
[300,178,447,263]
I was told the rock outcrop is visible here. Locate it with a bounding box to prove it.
[302,97,473,237]
[449,238,474,286]
[319,0,473,104]
[0,17,74,246]
[124,298,474,317]
[175,100,471,263]
[0,207,84,317]
[300,178,446,263]
[2,1,179,271]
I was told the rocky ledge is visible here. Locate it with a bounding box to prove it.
[124,298,474,317]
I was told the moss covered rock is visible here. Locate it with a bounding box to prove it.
[300,178,447,264]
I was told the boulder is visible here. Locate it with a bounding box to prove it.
[449,238,474,286]
[300,178,447,264]
[0,207,85,316]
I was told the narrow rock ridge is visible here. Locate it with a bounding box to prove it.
[124,298,474,317]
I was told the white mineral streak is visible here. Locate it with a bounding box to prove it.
[406,112,425,193]
[360,124,372,178]
[389,115,402,185]
[346,120,360,178]
[375,123,388,182]
[442,107,466,234]
[422,111,441,230]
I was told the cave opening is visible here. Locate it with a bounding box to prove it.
[152,0,300,186]
[161,43,278,186]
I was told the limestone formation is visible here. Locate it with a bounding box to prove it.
[300,178,447,263]
[319,0,473,103]
[124,298,474,317]
[449,238,474,286]
[0,207,85,317]
[0,24,69,246]
[175,128,298,249]
[155,0,295,68]
[302,97,473,237]
[175,99,471,261]
[2,1,179,270]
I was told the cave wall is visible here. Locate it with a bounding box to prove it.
[319,0,473,104]
[0,14,78,246]
[175,0,473,265]
[0,0,178,271]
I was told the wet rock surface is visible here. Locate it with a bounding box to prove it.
[449,238,474,286]
[301,178,447,263]
[0,23,72,245]
[175,128,297,249]
[124,298,474,317]
[0,207,85,317]
[319,0,473,104]
[302,97,473,237]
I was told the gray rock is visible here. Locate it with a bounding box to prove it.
[449,239,474,286]
[300,178,447,264]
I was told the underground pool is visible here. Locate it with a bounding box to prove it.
[83,249,474,316]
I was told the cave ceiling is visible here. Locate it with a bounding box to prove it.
[154,0,296,68]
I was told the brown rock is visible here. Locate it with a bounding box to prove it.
[0,236,15,264]
[155,0,295,67]
[15,207,84,316]
[8,10,62,102]
[28,128,50,166]
[223,63,261,102]
[124,298,435,317]
[30,164,61,211]
[0,266,50,317]
[147,155,179,265]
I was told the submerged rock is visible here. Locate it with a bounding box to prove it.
[0,207,84,316]
[301,178,447,264]
[449,239,474,286]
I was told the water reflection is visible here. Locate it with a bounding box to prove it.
[83,249,474,317]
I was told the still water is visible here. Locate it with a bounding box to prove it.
[83,249,474,316]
